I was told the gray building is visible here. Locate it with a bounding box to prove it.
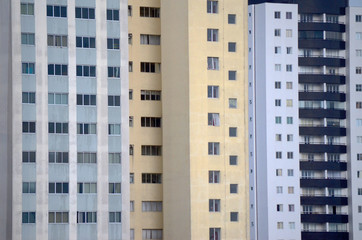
[0,0,129,239]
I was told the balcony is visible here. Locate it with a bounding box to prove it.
[299,74,345,84]
[302,213,348,223]
[300,178,347,188]
[300,161,347,171]
[299,91,346,102]
[299,22,345,32]
[300,143,347,153]
[299,39,345,50]
[302,231,349,240]
[301,195,348,206]
[299,108,346,119]
[299,126,346,136]
[299,56,345,68]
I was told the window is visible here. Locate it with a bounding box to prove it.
[358,136,362,143]
[109,183,121,194]
[357,32,362,40]
[108,67,120,78]
[275,64,281,71]
[357,15,362,22]
[21,33,35,45]
[358,171,362,178]
[287,152,293,159]
[107,9,119,21]
[128,6,132,16]
[23,182,36,193]
[208,142,220,155]
[210,228,221,240]
[229,98,237,108]
[357,119,362,127]
[48,93,68,105]
[130,173,134,183]
[276,169,282,176]
[289,222,295,229]
[288,186,294,194]
[207,0,218,14]
[77,123,97,134]
[76,36,95,48]
[289,204,295,212]
[228,14,236,24]
[359,206,362,213]
[75,8,95,19]
[77,212,97,223]
[286,64,293,72]
[230,212,238,222]
[358,154,362,160]
[286,82,293,89]
[22,62,35,74]
[49,212,69,223]
[48,35,68,47]
[129,61,133,72]
[276,152,282,159]
[275,29,281,36]
[140,7,160,18]
[287,47,292,54]
[229,156,237,165]
[228,42,236,52]
[130,145,134,155]
[275,46,281,54]
[286,12,292,19]
[77,183,97,194]
[77,94,96,106]
[209,199,220,212]
[209,171,220,183]
[277,186,283,193]
[77,152,97,163]
[230,184,238,193]
[357,50,362,57]
[23,151,36,163]
[47,5,67,17]
[108,153,121,164]
[277,204,283,212]
[50,127,67,145]
[141,90,161,101]
[207,57,219,70]
[208,113,220,126]
[208,86,219,98]
[141,145,162,156]
[274,11,281,19]
[49,152,69,163]
[357,67,362,74]
[109,212,121,223]
[357,102,362,109]
[275,134,282,141]
[140,34,161,45]
[142,229,162,239]
[286,29,293,38]
[23,122,36,133]
[22,212,36,223]
[207,29,218,42]
[108,95,120,107]
[107,38,120,49]
[288,169,294,176]
[229,127,237,137]
[129,90,133,100]
[21,3,34,15]
[142,173,162,184]
[275,116,281,124]
[228,70,236,80]
[141,62,160,73]
[275,99,281,106]
[357,85,362,92]
[109,124,121,135]
[142,201,162,212]
[49,182,69,194]
[48,64,68,76]
[287,134,293,141]
[287,117,293,124]
[358,188,362,195]
[22,92,35,104]
[76,65,96,77]
[141,117,161,127]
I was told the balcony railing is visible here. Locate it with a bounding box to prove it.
[299,158,347,163]
[299,55,345,59]
[300,193,347,197]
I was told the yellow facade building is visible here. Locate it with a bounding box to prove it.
[129,0,249,239]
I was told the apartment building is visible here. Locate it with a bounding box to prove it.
[0,0,129,239]
[129,0,249,239]
[249,0,362,239]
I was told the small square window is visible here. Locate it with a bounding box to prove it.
[276,152,282,159]
[275,99,281,106]
[274,11,281,19]
[275,82,281,89]
[289,204,295,212]
[274,29,281,37]
[287,116,293,124]
[356,15,362,22]
[229,71,236,80]
[230,212,238,222]
[287,152,293,159]
[286,99,293,107]
[228,14,236,24]
[287,47,292,54]
[275,134,282,141]
[276,186,283,193]
[230,184,238,193]
[287,134,293,141]
[288,169,294,176]
[229,127,237,137]
[275,64,281,71]
[286,64,292,72]
[129,89,133,100]
[276,169,282,176]
[286,82,293,89]
[357,84,362,91]
[275,116,281,124]
[229,98,237,109]
[288,186,294,194]
[228,42,236,52]
[286,12,292,19]
[277,204,283,212]
[229,155,237,165]
[286,29,293,37]
[275,46,281,54]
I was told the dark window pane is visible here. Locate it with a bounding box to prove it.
[90,38,95,48]
[84,95,90,105]
[107,39,112,49]
[107,10,112,20]
[47,6,53,16]
[83,37,89,48]
[63,152,69,163]
[83,66,89,76]
[22,212,28,223]
[56,183,62,193]
[63,123,68,134]
[55,64,61,75]
[49,183,55,193]
[56,123,61,133]
[30,152,36,162]
[90,66,96,77]
[76,37,82,47]
[63,183,68,193]
[62,65,68,76]
[75,8,81,18]
[29,212,35,223]
[113,10,119,20]
[61,6,67,17]
[49,122,54,133]
[54,6,60,17]
[76,66,82,76]
[91,95,96,105]
[48,64,54,75]
[114,39,119,49]
[108,96,113,106]
[82,8,88,19]
[77,94,82,105]
[89,8,95,19]
[29,122,35,133]
[49,152,55,163]
[115,96,120,106]
[108,67,113,77]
